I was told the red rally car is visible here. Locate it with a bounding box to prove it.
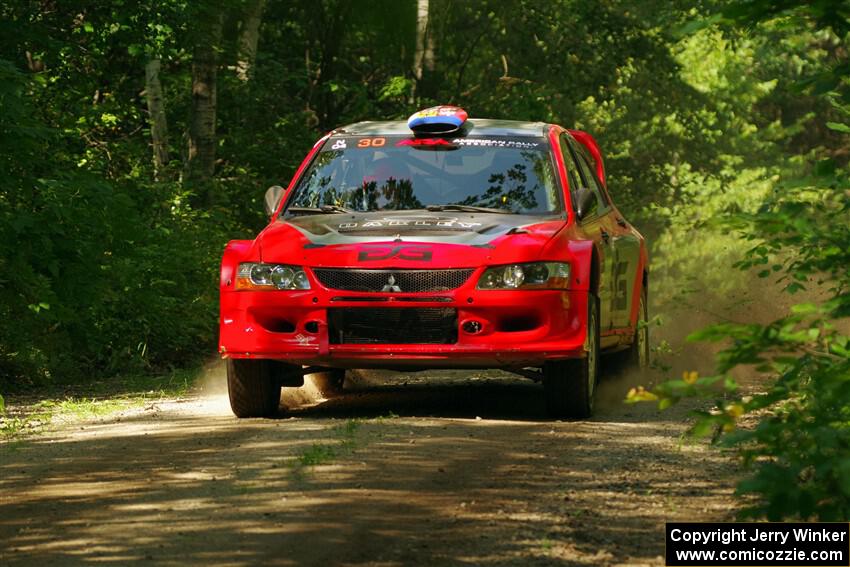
[219,106,648,419]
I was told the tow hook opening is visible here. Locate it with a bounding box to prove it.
[255,316,296,334]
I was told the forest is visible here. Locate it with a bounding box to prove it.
[1,0,849,523]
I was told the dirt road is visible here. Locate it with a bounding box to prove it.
[0,366,737,566]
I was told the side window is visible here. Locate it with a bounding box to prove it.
[568,139,608,215]
[580,152,611,206]
[560,135,597,217]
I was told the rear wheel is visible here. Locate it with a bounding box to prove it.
[607,284,649,375]
[543,294,600,419]
[627,286,650,372]
[308,369,346,397]
[227,359,285,418]
[603,283,650,377]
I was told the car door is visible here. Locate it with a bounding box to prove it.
[560,134,617,333]
[571,144,641,331]
[609,213,642,330]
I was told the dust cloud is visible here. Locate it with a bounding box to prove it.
[195,358,228,396]
[598,266,833,410]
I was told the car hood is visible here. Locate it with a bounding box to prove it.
[258,210,566,269]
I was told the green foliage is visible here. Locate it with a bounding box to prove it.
[629,0,850,521]
[0,30,234,385]
[705,163,849,520]
[641,305,850,520]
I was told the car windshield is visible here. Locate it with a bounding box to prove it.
[285,135,561,215]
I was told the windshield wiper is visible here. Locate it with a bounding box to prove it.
[425,204,514,214]
[286,205,353,215]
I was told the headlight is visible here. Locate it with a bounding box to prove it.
[236,263,311,290]
[476,262,570,290]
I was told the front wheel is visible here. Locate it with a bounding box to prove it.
[543,293,600,419]
[227,359,285,418]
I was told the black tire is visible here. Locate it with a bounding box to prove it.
[308,368,346,397]
[626,285,650,372]
[227,359,283,418]
[544,294,600,419]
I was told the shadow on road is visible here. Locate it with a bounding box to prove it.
[0,369,734,567]
[287,368,670,424]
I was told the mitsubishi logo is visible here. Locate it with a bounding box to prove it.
[381,274,402,293]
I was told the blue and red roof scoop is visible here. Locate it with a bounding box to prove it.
[407,105,468,135]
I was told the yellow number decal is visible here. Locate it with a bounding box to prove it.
[357,137,386,148]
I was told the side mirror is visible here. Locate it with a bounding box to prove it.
[264,185,284,217]
[573,186,596,220]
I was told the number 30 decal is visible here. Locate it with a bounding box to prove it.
[357,137,386,148]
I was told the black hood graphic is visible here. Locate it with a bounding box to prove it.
[281,210,564,247]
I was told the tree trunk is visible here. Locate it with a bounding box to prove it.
[413,0,429,84]
[236,0,266,82]
[144,59,170,177]
[185,15,223,185]
[424,7,435,75]
[412,0,434,102]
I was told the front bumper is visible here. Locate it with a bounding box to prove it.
[219,280,589,369]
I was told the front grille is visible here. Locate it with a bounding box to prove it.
[313,269,474,293]
[328,308,458,344]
